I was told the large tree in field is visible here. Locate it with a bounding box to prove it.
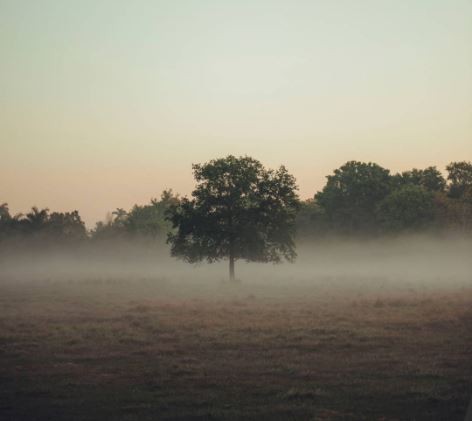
[166,156,300,281]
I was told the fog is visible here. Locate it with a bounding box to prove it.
[1,235,471,293]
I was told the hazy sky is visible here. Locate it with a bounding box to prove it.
[1,0,471,226]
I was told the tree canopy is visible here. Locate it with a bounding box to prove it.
[166,155,300,280]
[92,190,179,241]
[376,185,435,232]
[314,161,391,233]
[392,166,446,192]
[446,161,472,199]
[0,204,87,244]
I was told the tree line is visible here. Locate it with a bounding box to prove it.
[298,160,472,237]
[1,158,471,247]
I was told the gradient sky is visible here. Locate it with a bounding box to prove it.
[1,0,471,226]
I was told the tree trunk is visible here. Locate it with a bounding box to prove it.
[229,253,235,281]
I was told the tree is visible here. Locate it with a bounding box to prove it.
[0,204,87,244]
[446,161,472,198]
[166,156,300,281]
[315,161,391,233]
[25,206,50,234]
[0,203,10,222]
[125,190,179,238]
[91,190,180,241]
[446,161,472,230]
[46,211,87,241]
[295,199,329,239]
[393,166,446,192]
[111,208,128,227]
[376,185,435,231]
[0,203,15,241]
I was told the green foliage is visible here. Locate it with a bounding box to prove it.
[295,199,328,239]
[376,185,435,231]
[91,190,179,241]
[126,190,179,238]
[446,161,472,198]
[314,161,391,233]
[2,160,472,247]
[0,203,18,241]
[444,161,472,230]
[0,204,87,243]
[167,156,300,278]
[392,166,446,192]
[45,211,88,240]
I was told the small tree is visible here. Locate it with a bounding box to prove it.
[166,156,300,281]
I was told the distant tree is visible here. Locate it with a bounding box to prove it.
[91,190,180,241]
[91,219,120,241]
[445,161,472,230]
[393,166,446,192]
[0,203,15,241]
[111,208,128,227]
[446,161,472,198]
[376,185,435,231]
[46,211,87,241]
[0,204,87,244]
[125,190,179,238]
[295,199,329,239]
[167,156,300,281]
[0,203,10,222]
[25,206,50,234]
[432,192,466,231]
[420,167,447,192]
[315,161,391,233]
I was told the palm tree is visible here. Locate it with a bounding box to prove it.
[112,208,128,225]
[25,207,49,232]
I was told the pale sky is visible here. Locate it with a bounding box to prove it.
[1,0,471,226]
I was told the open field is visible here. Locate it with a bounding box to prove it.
[0,275,471,420]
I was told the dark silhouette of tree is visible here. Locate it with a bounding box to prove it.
[25,206,50,234]
[295,199,328,240]
[376,185,435,231]
[392,166,446,192]
[315,161,391,233]
[166,156,300,281]
[112,208,128,227]
[125,190,179,238]
[447,161,472,198]
[91,190,179,241]
[46,211,87,241]
[446,161,472,230]
[0,203,16,241]
[0,204,87,244]
[0,203,9,221]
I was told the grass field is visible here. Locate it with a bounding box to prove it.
[0,277,471,420]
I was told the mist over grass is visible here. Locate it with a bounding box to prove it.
[1,234,471,293]
[1,234,471,420]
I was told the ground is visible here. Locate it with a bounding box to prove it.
[0,277,471,420]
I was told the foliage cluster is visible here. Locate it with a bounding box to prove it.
[297,160,472,238]
[2,159,471,249]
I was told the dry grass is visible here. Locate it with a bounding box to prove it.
[0,278,471,420]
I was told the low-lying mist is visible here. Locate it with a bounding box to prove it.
[1,234,471,293]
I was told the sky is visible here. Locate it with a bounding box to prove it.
[1,0,471,226]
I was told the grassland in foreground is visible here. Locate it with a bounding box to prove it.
[0,277,471,420]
